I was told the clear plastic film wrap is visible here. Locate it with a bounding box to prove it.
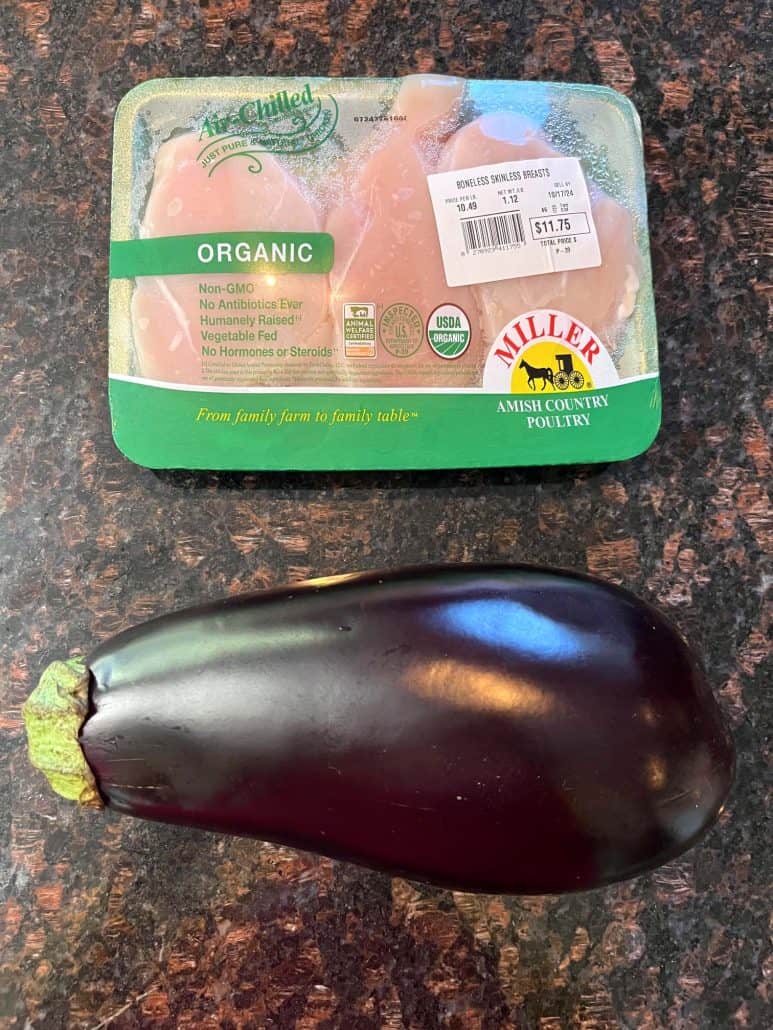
[109,76,660,469]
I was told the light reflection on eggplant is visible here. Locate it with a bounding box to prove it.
[404,657,562,719]
[430,597,592,661]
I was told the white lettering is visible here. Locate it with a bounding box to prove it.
[197,239,317,266]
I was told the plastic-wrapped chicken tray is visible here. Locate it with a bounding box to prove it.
[109,75,660,470]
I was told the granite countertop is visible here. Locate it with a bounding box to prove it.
[0,2,770,1027]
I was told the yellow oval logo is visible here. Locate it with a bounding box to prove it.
[511,339,594,393]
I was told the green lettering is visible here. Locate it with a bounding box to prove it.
[199,116,218,139]
[239,101,256,124]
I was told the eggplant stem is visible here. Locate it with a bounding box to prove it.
[22,657,103,808]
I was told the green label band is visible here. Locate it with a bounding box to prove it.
[109,378,661,471]
[110,232,334,278]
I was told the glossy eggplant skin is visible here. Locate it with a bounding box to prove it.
[81,565,733,894]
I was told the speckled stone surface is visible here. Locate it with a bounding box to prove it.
[0,2,770,1028]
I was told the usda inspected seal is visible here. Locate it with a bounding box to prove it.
[427,304,471,359]
[379,303,424,358]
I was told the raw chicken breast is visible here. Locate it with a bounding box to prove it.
[132,133,332,386]
[437,113,641,346]
[326,75,483,386]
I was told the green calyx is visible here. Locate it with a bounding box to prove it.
[22,657,102,808]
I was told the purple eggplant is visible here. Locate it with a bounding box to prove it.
[23,565,733,894]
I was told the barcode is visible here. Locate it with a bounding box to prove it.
[461,211,525,252]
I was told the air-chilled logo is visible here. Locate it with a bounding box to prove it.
[482,309,620,393]
[197,83,338,178]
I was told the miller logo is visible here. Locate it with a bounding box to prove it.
[196,83,339,178]
[482,309,620,393]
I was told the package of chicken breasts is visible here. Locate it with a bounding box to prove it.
[109,75,660,469]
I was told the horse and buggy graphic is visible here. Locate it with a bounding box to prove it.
[519,353,586,392]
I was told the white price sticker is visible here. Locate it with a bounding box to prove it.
[427,157,602,288]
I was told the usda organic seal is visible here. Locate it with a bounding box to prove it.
[427,304,471,360]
